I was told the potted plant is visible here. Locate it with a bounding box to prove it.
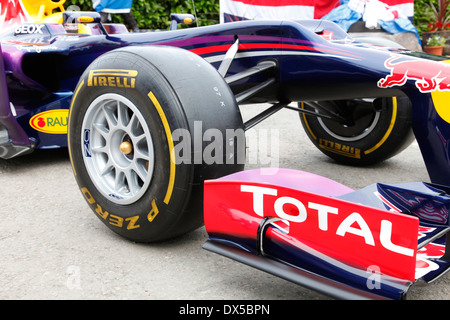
[424,33,447,54]
[426,0,450,31]
[417,0,450,54]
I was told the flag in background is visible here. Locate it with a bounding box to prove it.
[219,0,413,23]
[220,0,342,22]
[379,0,414,19]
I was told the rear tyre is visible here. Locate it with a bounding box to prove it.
[68,46,245,242]
[299,96,414,165]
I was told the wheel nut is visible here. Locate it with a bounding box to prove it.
[120,141,133,154]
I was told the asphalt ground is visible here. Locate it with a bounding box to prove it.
[0,103,448,301]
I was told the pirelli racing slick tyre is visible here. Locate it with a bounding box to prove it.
[68,46,245,242]
[299,96,414,166]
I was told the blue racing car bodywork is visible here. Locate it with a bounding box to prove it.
[2,6,450,299]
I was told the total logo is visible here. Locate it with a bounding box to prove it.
[206,180,420,281]
[29,109,69,134]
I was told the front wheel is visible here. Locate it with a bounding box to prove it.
[68,46,245,242]
[299,96,414,165]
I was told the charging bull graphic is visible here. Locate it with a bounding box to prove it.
[378,54,450,93]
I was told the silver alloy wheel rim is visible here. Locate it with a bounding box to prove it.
[81,93,155,205]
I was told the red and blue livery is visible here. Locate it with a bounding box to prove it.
[1,1,450,299]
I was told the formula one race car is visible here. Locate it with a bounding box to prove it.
[1,1,449,299]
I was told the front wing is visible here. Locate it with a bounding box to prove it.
[203,168,450,300]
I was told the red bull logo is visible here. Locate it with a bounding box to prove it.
[378,54,450,124]
[377,54,450,93]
